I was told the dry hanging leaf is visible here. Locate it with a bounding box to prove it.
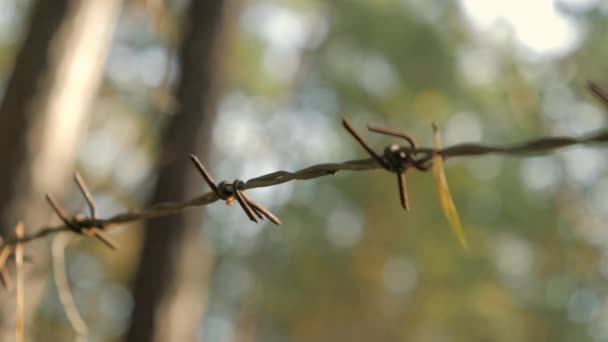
[431,123,469,251]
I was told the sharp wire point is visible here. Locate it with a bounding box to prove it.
[342,118,388,168]
[91,229,118,251]
[242,192,282,225]
[237,191,264,220]
[190,154,220,195]
[74,172,97,219]
[233,188,258,223]
[46,194,73,228]
[397,172,410,210]
[249,200,281,225]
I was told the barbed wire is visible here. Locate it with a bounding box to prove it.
[2,81,608,250]
[0,81,607,337]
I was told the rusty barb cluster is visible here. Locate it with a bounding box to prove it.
[189,155,281,225]
[342,119,434,210]
[46,173,117,251]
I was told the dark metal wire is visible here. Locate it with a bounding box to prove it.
[46,174,118,250]
[344,118,434,210]
[191,155,281,225]
[6,81,608,246]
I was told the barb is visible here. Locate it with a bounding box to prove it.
[46,174,118,251]
[343,118,430,210]
[3,82,608,247]
[190,155,281,225]
[74,172,96,219]
[189,155,221,196]
[74,172,118,250]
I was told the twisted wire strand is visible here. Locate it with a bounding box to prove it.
[8,126,608,247]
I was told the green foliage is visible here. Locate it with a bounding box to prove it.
[212,1,608,341]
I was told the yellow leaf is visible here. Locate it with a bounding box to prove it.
[431,123,469,251]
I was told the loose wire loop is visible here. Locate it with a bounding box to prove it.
[189,155,281,225]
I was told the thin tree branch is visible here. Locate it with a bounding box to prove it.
[52,233,88,341]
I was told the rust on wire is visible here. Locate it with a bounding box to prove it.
[4,80,608,247]
[190,155,281,225]
[189,155,221,197]
[343,118,431,210]
[46,174,117,251]
[73,172,117,250]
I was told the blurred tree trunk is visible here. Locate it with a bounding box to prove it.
[126,1,235,341]
[0,0,121,231]
[0,0,121,338]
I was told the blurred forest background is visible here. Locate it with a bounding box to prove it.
[0,0,607,341]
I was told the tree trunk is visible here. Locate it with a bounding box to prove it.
[126,1,234,341]
[0,0,122,231]
[0,0,122,339]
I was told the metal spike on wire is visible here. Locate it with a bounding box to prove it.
[342,119,432,210]
[45,173,117,250]
[189,155,281,225]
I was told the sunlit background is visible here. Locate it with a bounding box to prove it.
[1,0,608,341]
